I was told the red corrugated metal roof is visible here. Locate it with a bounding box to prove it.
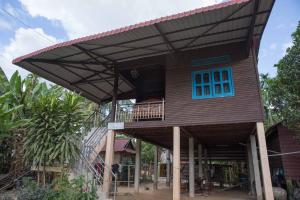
[12,0,275,103]
[12,0,249,63]
[101,138,135,153]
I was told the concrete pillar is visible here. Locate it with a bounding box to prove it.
[166,150,171,187]
[198,144,203,178]
[102,129,115,197]
[134,139,141,193]
[250,134,263,200]
[153,145,158,190]
[256,122,274,200]
[204,148,208,180]
[189,137,195,197]
[247,142,255,196]
[173,127,180,200]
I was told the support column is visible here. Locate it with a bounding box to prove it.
[102,129,115,197]
[166,150,171,187]
[189,137,195,198]
[256,122,274,200]
[153,145,158,190]
[247,142,255,196]
[250,134,263,200]
[173,127,180,200]
[134,139,141,193]
[198,144,203,178]
[204,148,208,180]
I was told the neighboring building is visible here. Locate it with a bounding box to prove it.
[100,138,135,164]
[13,0,276,199]
[266,123,300,194]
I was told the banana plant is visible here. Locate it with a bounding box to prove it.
[0,92,28,142]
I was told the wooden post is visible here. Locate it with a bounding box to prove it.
[153,145,158,190]
[134,139,141,193]
[247,142,255,196]
[173,127,180,200]
[102,65,118,197]
[166,150,171,187]
[111,65,119,122]
[102,129,115,197]
[198,144,203,178]
[189,137,195,197]
[256,122,274,200]
[250,134,263,200]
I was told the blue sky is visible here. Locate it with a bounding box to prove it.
[0,0,299,79]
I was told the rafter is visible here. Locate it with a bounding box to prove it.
[85,24,264,62]
[182,0,251,49]
[25,58,113,75]
[56,62,113,98]
[154,23,177,52]
[27,61,102,103]
[81,63,125,93]
[73,44,114,63]
[55,9,270,61]
[71,77,114,85]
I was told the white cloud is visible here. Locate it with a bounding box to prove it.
[269,43,277,50]
[19,0,225,39]
[0,18,12,30]
[4,3,20,17]
[0,27,59,79]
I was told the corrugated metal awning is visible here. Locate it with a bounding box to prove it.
[12,0,275,103]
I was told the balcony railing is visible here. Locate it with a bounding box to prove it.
[116,100,165,122]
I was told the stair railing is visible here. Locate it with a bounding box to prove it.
[76,110,117,199]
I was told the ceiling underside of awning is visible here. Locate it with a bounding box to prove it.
[13,0,275,103]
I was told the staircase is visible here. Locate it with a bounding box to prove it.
[0,168,33,192]
[73,112,117,200]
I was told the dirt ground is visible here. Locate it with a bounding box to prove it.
[115,181,254,200]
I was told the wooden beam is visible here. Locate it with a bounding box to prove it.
[110,65,119,122]
[246,0,260,55]
[181,127,201,144]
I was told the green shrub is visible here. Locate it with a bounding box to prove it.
[17,178,52,200]
[17,175,97,200]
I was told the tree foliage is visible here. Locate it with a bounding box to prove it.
[0,68,94,177]
[260,21,300,136]
[23,87,86,170]
[141,141,155,164]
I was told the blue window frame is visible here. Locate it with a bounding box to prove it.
[192,67,234,99]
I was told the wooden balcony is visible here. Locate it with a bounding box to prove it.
[116,100,165,123]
